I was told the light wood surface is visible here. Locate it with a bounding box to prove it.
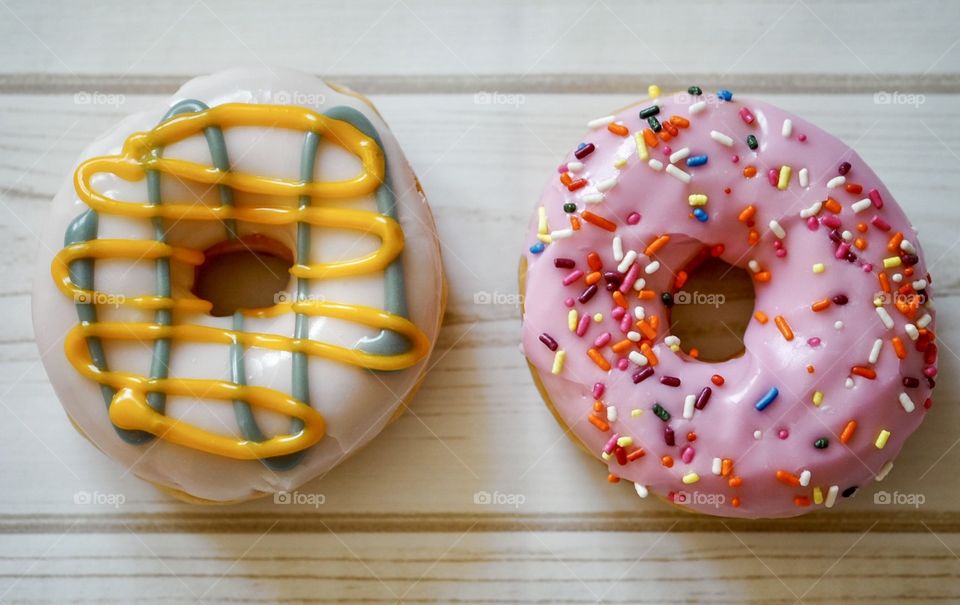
[2,1,960,603]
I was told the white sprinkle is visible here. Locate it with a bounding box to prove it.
[916,313,933,328]
[597,176,618,192]
[827,176,846,189]
[566,161,583,173]
[587,115,616,129]
[753,430,762,440]
[892,273,903,283]
[645,260,661,274]
[648,158,664,171]
[845,377,855,389]
[683,394,696,419]
[769,220,786,239]
[663,335,680,347]
[711,457,723,475]
[633,277,646,291]
[665,164,692,183]
[634,306,646,320]
[710,130,734,146]
[800,201,823,218]
[868,338,884,364]
[835,320,845,330]
[905,324,920,341]
[627,331,641,342]
[899,392,916,413]
[607,405,618,422]
[612,236,624,262]
[748,259,761,273]
[669,147,690,164]
[581,192,604,204]
[782,119,793,138]
[912,279,927,290]
[617,250,638,273]
[690,101,707,114]
[799,470,811,487]
[799,167,809,187]
[851,198,872,213]
[825,485,839,508]
[876,306,895,330]
[841,230,854,242]
[550,228,573,240]
[628,351,648,367]
[901,239,917,254]
[634,483,649,498]
[875,460,894,481]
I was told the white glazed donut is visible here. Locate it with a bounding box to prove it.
[32,68,444,503]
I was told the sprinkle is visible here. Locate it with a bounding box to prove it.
[634,132,649,161]
[529,242,545,254]
[769,220,786,239]
[609,408,621,424]
[774,316,794,341]
[851,366,876,380]
[597,176,618,192]
[688,193,709,206]
[638,105,660,119]
[644,234,671,256]
[652,403,670,421]
[825,485,839,508]
[899,392,916,413]
[711,458,722,475]
[670,147,690,163]
[617,250,638,273]
[683,394,696,419]
[814,437,829,449]
[566,161,583,172]
[754,387,779,411]
[781,119,793,138]
[568,309,578,331]
[537,206,548,234]
[876,306,895,330]
[917,313,933,328]
[574,143,595,160]
[581,192,604,204]
[740,107,755,124]
[717,89,733,101]
[800,470,812,487]
[876,461,894,481]
[827,176,846,189]
[628,351,648,367]
[813,487,824,504]
[875,430,891,449]
[634,483,649,498]
[647,116,662,132]
[581,210,617,232]
[851,198,872,213]
[882,256,902,269]
[776,470,801,486]
[587,115,616,129]
[633,366,655,383]
[550,228,574,240]
[868,338,884,364]
[660,375,681,387]
[539,333,558,351]
[551,350,566,374]
[588,415,609,431]
[686,155,708,167]
[690,101,707,114]
[562,269,584,286]
[682,472,700,485]
[612,236,624,262]
[695,387,712,410]
[812,391,824,406]
[753,430,762,440]
[710,130,734,146]
[799,168,809,188]
[648,84,661,98]
[746,134,758,150]
[648,158,664,171]
[840,420,857,444]
[835,321,844,330]
[645,261,661,274]
[665,164,692,183]
[777,165,792,190]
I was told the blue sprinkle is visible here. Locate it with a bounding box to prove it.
[693,208,709,222]
[577,142,587,150]
[686,155,709,167]
[717,89,733,101]
[754,387,779,411]
[530,242,546,254]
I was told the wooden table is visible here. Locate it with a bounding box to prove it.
[2,1,959,602]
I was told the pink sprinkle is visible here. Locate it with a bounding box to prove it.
[563,270,584,286]
[680,446,695,464]
[594,332,612,348]
[821,215,842,229]
[871,215,892,232]
[739,107,755,124]
[835,242,851,259]
[808,337,821,347]
[775,249,787,258]
[773,240,783,249]
[862,263,873,272]
[626,212,641,225]
[576,314,591,337]
[798,134,807,142]
[619,315,632,333]
[767,168,779,187]
[924,366,938,378]
[557,164,568,173]
[663,145,672,156]
[619,263,640,293]
[807,217,819,230]
[564,297,576,308]
[616,357,629,371]
[593,382,606,399]
[869,188,884,209]
[778,429,789,440]
[731,154,740,163]
[603,433,620,454]
[611,306,626,320]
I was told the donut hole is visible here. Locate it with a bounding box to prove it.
[193,234,294,317]
[668,257,755,362]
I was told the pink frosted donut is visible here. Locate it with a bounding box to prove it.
[520,88,937,518]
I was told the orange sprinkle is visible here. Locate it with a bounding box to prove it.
[753,271,771,283]
[892,336,907,359]
[743,165,757,178]
[585,271,602,285]
[612,290,628,309]
[570,215,581,230]
[648,315,659,330]
[854,237,867,250]
[669,115,690,128]
[904,266,914,277]
[823,197,842,214]
[857,222,868,233]
[662,120,678,137]
[711,374,725,386]
[637,289,656,300]
[640,342,659,366]
[774,315,794,341]
[593,400,604,413]
[776,470,801,487]
[581,211,617,232]
[636,320,656,340]
[840,420,857,444]
[728,476,743,488]
[811,298,832,312]
[644,234,671,256]
[738,205,757,222]
[686,432,697,442]
[626,448,645,461]
[689,347,700,359]
[642,128,659,148]
[754,311,769,324]
[851,366,876,379]
[807,365,816,373]
[731,497,741,508]
[588,415,610,432]
[607,123,629,136]
[587,252,602,271]
[611,339,633,354]
[878,272,891,293]
[674,270,689,289]
[560,172,572,186]
[845,182,863,195]
[657,129,672,142]
[794,496,811,507]
[888,232,904,253]
[587,348,611,371]
[660,455,674,468]
[721,458,733,477]
[747,229,760,245]
[607,474,620,483]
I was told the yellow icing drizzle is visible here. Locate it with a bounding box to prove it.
[52,103,429,460]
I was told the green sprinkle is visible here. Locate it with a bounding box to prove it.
[652,403,670,421]
[747,134,758,150]
[647,116,662,133]
[814,438,829,449]
[563,202,577,213]
[688,85,703,96]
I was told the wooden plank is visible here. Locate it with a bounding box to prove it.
[4,92,959,528]
[0,0,958,91]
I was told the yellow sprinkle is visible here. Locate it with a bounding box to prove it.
[688,194,709,206]
[812,391,824,406]
[537,206,548,234]
[634,132,649,161]
[613,158,627,169]
[883,256,902,269]
[648,84,661,98]
[593,313,603,322]
[875,429,891,449]
[537,233,552,244]
[682,472,700,484]
[813,486,824,505]
[551,350,566,375]
[777,165,792,190]
[631,409,642,417]
[568,309,578,332]
[617,436,633,447]
[812,263,825,274]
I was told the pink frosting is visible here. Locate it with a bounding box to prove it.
[521,92,936,518]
